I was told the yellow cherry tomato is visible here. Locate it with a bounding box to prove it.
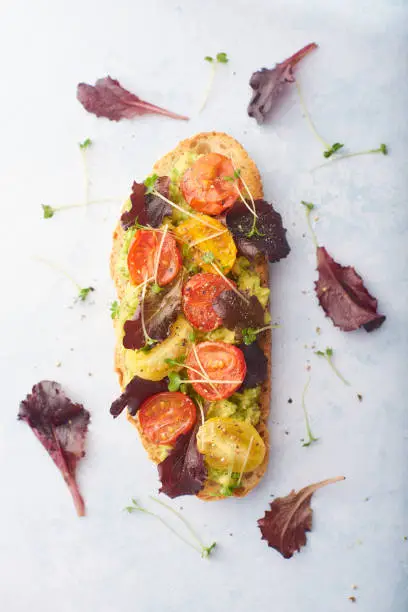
[175,215,237,274]
[196,417,265,472]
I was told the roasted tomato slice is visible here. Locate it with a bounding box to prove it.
[183,273,236,332]
[181,153,241,216]
[127,229,182,286]
[186,341,246,401]
[138,392,197,445]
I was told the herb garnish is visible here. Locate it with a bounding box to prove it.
[301,376,318,447]
[315,347,350,386]
[34,257,94,303]
[79,138,92,149]
[77,286,94,302]
[125,496,216,558]
[242,324,279,345]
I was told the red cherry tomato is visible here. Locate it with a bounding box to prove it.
[186,341,246,401]
[181,153,241,216]
[138,392,197,445]
[127,229,182,287]
[182,273,236,332]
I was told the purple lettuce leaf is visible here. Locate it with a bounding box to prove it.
[238,342,269,390]
[226,200,290,263]
[212,290,264,331]
[77,76,188,122]
[248,42,318,124]
[123,274,183,350]
[121,176,171,231]
[158,424,206,498]
[110,376,168,418]
[18,381,90,517]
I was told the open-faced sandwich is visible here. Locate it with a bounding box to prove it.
[110,132,290,500]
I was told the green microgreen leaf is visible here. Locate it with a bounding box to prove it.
[79,138,92,150]
[216,52,229,63]
[204,56,214,63]
[77,286,94,302]
[323,142,344,158]
[151,282,162,294]
[189,330,197,342]
[301,201,318,248]
[168,371,183,392]
[144,173,159,195]
[42,204,55,219]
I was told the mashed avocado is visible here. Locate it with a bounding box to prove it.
[169,152,201,224]
[117,226,136,280]
[117,283,140,338]
[198,327,236,344]
[232,256,270,309]
[207,467,241,496]
[207,386,261,426]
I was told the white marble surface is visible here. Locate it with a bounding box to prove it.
[0,0,407,610]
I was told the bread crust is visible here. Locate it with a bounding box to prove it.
[111,132,271,501]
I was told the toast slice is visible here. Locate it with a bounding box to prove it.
[111,132,271,501]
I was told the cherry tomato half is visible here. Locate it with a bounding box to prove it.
[138,392,197,445]
[183,273,236,332]
[127,229,182,287]
[186,341,246,401]
[181,153,241,216]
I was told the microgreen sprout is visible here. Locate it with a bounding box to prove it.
[315,347,350,385]
[199,52,229,112]
[315,143,389,170]
[79,138,92,150]
[301,376,318,447]
[125,497,216,558]
[151,282,163,294]
[34,257,94,303]
[301,201,318,248]
[241,324,279,345]
[77,286,94,302]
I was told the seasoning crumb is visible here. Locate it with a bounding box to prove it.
[88,372,93,377]
[348,596,356,603]
[306,364,311,371]
[364,497,370,502]
[404,536,407,541]
[314,216,319,222]
[352,585,358,590]
[56,361,62,368]
[70,348,75,351]
[316,326,321,334]
[304,344,308,349]
[288,398,293,404]
[81,314,86,320]
[229,532,233,537]
[357,393,363,402]
[284,430,290,435]
[302,233,306,238]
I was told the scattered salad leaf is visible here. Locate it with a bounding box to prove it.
[301,377,318,447]
[77,76,188,122]
[258,476,345,558]
[125,496,216,558]
[123,275,183,350]
[145,176,172,227]
[238,342,268,390]
[315,246,386,332]
[77,286,94,302]
[158,424,207,498]
[226,199,290,263]
[247,42,318,124]
[79,138,92,150]
[18,381,90,516]
[213,289,264,331]
[121,181,147,230]
[315,347,350,385]
[110,300,120,319]
[110,376,168,418]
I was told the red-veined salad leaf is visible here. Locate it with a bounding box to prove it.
[226,200,290,263]
[258,476,345,559]
[77,76,188,122]
[158,424,206,498]
[110,376,168,418]
[121,177,171,231]
[212,290,264,331]
[238,342,268,390]
[123,274,183,350]
[18,381,90,517]
[248,42,318,124]
[315,246,386,332]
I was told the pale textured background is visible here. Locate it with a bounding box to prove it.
[0,0,407,610]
